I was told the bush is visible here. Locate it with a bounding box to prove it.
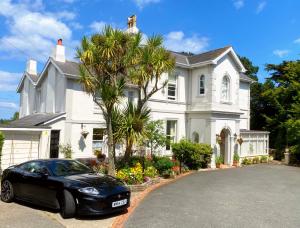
[152,156,174,175]
[59,144,73,158]
[115,156,153,170]
[0,131,4,157]
[289,146,300,164]
[144,166,158,178]
[252,156,260,164]
[116,162,144,185]
[215,155,224,165]
[172,139,212,169]
[242,157,252,165]
[92,163,108,174]
[233,152,240,162]
[260,155,268,163]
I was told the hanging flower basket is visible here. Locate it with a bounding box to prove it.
[81,130,89,139]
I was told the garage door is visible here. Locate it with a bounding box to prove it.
[1,132,40,170]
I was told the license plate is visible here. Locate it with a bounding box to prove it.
[112,199,127,208]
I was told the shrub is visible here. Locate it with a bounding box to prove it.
[215,155,224,165]
[252,156,260,164]
[92,163,108,174]
[233,152,240,162]
[260,155,268,163]
[116,155,153,170]
[144,166,158,178]
[172,139,212,169]
[116,162,144,185]
[289,146,300,164]
[242,157,252,165]
[152,156,174,175]
[0,131,4,156]
[59,144,73,159]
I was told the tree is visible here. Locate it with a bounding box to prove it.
[263,60,300,159]
[121,103,151,160]
[0,112,19,124]
[130,36,176,113]
[144,120,167,156]
[77,26,141,175]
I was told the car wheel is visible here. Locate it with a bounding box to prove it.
[1,180,14,203]
[59,190,76,219]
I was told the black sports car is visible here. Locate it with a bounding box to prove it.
[0,159,130,218]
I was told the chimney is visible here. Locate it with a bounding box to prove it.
[26,59,37,75]
[52,39,66,62]
[126,15,139,34]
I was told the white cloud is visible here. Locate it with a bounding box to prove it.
[89,21,107,33]
[294,38,300,44]
[0,71,22,91]
[70,22,83,30]
[273,49,289,58]
[0,0,76,61]
[132,0,161,9]
[0,101,18,110]
[256,1,267,14]
[164,31,209,53]
[233,0,244,9]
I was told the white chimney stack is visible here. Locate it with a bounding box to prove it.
[26,59,37,75]
[52,38,66,62]
[126,15,139,34]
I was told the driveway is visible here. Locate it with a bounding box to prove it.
[125,164,300,228]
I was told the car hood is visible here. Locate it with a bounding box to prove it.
[64,173,126,189]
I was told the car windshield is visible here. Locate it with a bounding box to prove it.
[49,160,92,177]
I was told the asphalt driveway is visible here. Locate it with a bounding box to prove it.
[125,164,300,228]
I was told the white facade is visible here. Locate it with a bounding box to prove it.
[0,40,269,170]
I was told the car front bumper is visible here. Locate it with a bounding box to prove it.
[75,191,131,216]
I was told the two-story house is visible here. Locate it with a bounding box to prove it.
[0,18,269,170]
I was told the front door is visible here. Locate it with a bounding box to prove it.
[50,130,60,158]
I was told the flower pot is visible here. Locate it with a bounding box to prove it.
[216,163,221,168]
[233,160,239,167]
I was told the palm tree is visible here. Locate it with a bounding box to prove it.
[77,26,141,175]
[121,102,151,160]
[130,35,175,113]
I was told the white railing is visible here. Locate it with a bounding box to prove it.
[239,130,269,157]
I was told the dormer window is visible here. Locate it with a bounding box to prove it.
[167,72,177,100]
[221,75,230,102]
[199,75,205,95]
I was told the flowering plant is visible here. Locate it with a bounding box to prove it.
[116,162,144,185]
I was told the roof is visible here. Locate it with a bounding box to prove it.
[8,113,65,128]
[27,73,39,82]
[240,73,255,83]
[188,46,231,64]
[52,59,80,76]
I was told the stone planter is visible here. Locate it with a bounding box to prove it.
[216,163,221,168]
[127,177,160,192]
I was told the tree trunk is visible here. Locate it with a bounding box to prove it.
[124,138,133,162]
[106,114,115,176]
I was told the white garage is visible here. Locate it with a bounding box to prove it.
[0,127,51,170]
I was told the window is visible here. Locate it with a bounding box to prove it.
[20,161,46,174]
[199,75,205,95]
[166,120,177,150]
[167,72,177,100]
[221,75,230,102]
[92,128,105,151]
[127,91,135,103]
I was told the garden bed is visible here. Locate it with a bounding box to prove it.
[127,177,161,192]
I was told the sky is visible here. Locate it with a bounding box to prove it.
[0,0,299,119]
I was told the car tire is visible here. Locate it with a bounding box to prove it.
[59,190,76,219]
[1,180,14,203]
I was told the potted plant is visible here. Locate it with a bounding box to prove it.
[94,149,106,162]
[233,152,240,167]
[215,155,224,168]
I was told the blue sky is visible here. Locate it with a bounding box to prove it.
[0,0,299,119]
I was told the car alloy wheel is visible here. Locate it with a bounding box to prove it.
[1,180,14,202]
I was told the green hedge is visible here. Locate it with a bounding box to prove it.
[172,139,212,169]
[0,131,4,156]
[289,145,300,165]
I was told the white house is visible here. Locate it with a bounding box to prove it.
[0,18,269,170]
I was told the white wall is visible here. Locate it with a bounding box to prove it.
[239,81,250,130]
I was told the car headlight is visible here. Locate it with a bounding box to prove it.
[78,187,99,195]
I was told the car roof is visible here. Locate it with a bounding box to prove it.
[17,159,76,166]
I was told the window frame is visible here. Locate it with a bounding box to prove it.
[166,120,177,150]
[167,72,178,101]
[92,128,105,151]
[198,74,205,95]
[221,75,231,102]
